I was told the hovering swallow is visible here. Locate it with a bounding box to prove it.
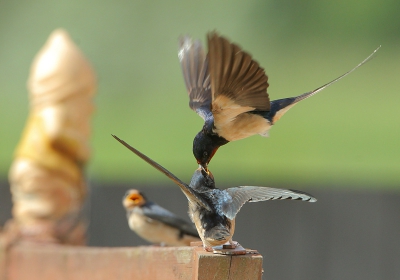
[114,135,316,252]
[178,32,380,170]
[122,189,201,246]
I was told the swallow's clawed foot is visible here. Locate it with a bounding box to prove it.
[212,241,247,255]
[204,246,214,252]
[223,240,239,249]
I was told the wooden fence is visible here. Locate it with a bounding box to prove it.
[0,241,262,280]
[1,182,400,279]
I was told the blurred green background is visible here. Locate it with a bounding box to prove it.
[0,0,399,188]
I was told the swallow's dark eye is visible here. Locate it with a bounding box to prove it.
[203,152,208,158]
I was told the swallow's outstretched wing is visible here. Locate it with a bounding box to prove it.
[207,32,271,141]
[112,135,212,211]
[208,32,270,111]
[268,45,381,124]
[142,203,199,237]
[221,186,317,220]
[179,36,212,121]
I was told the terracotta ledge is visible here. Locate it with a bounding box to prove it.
[1,242,263,280]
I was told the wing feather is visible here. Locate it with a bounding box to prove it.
[208,32,270,111]
[179,36,212,120]
[222,186,317,220]
[112,135,213,212]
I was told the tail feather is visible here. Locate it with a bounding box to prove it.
[267,46,380,124]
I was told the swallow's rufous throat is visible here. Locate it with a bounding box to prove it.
[179,32,380,170]
[114,135,316,253]
[122,189,200,246]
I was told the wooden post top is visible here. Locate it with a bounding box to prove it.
[1,241,263,280]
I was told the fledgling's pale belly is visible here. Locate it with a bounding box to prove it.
[128,211,199,246]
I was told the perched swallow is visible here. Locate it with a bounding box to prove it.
[178,32,380,170]
[122,189,201,246]
[114,135,316,252]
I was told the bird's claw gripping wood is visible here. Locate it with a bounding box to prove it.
[212,241,247,255]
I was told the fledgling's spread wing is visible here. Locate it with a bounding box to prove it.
[179,36,212,120]
[222,186,317,220]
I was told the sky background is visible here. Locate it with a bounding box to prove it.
[0,0,399,188]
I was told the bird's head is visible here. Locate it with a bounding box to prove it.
[122,189,146,210]
[190,166,216,191]
[193,132,222,171]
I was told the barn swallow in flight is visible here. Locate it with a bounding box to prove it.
[123,189,201,246]
[113,135,316,253]
[178,32,380,170]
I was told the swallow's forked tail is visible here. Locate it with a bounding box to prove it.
[269,45,381,124]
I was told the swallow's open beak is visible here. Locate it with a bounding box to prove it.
[199,164,209,175]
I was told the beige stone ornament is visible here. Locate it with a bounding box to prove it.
[8,29,96,245]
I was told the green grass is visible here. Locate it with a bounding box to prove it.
[1,0,399,188]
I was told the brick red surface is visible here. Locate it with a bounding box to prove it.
[1,242,263,280]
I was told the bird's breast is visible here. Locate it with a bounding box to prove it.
[189,203,235,248]
[214,112,272,141]
[128,210,197,246]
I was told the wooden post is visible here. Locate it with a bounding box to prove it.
[8,29,96,245]
[0,243,5,280]
[1,242,263,280]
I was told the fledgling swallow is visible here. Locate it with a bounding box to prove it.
[113,135,316,252]
[122,189,201,246]
[178,32,380,170]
